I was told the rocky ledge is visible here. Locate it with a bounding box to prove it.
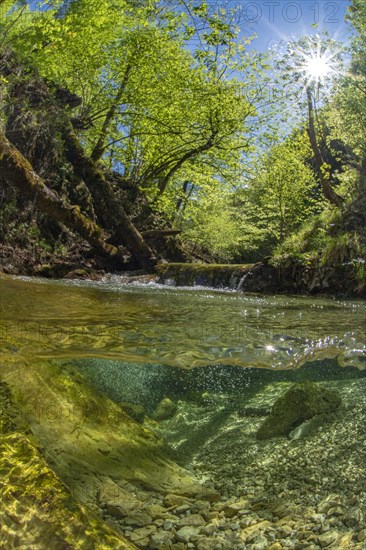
[156,261,366,298]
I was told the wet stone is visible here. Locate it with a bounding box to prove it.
[222,499,250,518]
[98,481,141,519]
[278,524,293,537]
[146,504,168,520]
[164,494,190,507]
[317,530,339,547]
[251,535,269,550]
[124,511,152,527]
[256,381,341,439]
[153,397,177,421]
[149,530,174,548]
[196,536,230,550]
[129,525,156,540]
[267,543,283,550]
[175,525,200,543]
[175,504,191,514]
[201,518,221,535]
[178,513,206,527]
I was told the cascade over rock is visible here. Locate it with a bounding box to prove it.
[156,261,366,297]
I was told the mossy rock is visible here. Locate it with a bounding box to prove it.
[0,380,134,549]
[256,381,341,440]
[153,397,177,420]
[1,360,202,498]
[155,262,254,288]
[36,262,79,278]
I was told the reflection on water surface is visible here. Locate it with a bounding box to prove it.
[1,276,365,369]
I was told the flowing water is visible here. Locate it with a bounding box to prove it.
[1,275,366,549]
[1,276,365,369]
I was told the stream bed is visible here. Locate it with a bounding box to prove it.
[1,275,365,549]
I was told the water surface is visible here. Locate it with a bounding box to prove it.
[1,276,365,369]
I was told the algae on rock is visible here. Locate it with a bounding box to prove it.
[0,380,135,549]
[256,380,341,439]
[0,359,203,508]
[153,397,178,421]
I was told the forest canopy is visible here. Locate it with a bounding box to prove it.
[0,0,365,285]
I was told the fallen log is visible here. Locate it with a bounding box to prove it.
[62,125,156,268]
[0,131,125,264]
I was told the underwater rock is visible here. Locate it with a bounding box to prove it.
[153,397,177,420]
[129,525,156,545]
[120,401,146,423]
[125,511,153,527]
[149,530,175,548]
[0,360,203,499]
[221,499,250,518]
[175,525,200,543]
[0,380,134,549]
[145,504,168,520]
[98,480,141,518]
[178,513,206,527]
[317,530,339,547]
[256,381,341,440]
[163,494,191,507]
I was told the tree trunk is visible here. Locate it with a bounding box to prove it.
[90,63,132,162]
[156,133,218,198]
[176,181,190,212]
[306,87,344,207]
[62,125,156,268]
[0,131,125,264]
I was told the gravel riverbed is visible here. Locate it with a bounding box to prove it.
[104,378,366,550]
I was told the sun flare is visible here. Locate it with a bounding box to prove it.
[276,35,344,91]
[304,56,332,81]
[294,39,343,88]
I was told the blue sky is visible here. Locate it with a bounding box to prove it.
[23,0,352,43]
[22,0,352,56]
[229,0,352,52]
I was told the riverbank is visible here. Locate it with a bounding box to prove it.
[1,249,365,298]
[155,261,366,298]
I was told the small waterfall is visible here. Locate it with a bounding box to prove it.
[236,265,255,291]
[236,271,249,291]
[156,263,255,290]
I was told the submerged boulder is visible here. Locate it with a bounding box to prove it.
[256,381,341,440]
[289,414,328,440]
[153,397,177,420]
[0,380,134,549]
[1,360,203,500]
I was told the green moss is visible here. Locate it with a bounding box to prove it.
[256,381,342,440]
[0,381,134,549]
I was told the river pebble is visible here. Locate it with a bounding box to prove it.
[101,378,366,549]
